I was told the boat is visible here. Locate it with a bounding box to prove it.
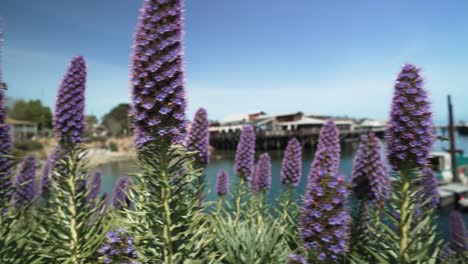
[457,124,468,135]
[429,152,468,184]
[430,152,468,207]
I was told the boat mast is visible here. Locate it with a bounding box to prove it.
[448,95,459,182]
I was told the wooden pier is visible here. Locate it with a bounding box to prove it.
[210,126,385,151]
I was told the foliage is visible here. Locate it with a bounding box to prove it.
[108,141,118,152]
[0,131,14,206]
[351,170,442,264]
[8,99,52,130]
[102,104,131,137]
[210,214,291,264]
[13,140,43,153]
[0,210,41,264]
[0,150,39,263]
[32,145,110,263]
[84,115,98,137]
[276,187,301,251]
[124,144,218,263]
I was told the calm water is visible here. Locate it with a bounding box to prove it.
[97,131,468,238]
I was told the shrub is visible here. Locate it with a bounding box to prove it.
[108,141,118,152]
[13,140,43,152]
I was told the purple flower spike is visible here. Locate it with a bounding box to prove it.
[255,153,271,192]
[131,0,187,148]
[234,125,256,180]
[307,147,337,194]
[317,120,340,158]
[418,167,439,208]
[98,228,139,263]
[87,171,102,206]
[112,176,131,210]
[186,108,210,167]
[281,137,302,187]
[351,133,389,206]
[386,64,434,171]
[250,164,259,193]
[13,155,37,208]
[215,169,229,196]
[287,253,308,264]
[54,56,86,144]
[0,124,13,191]
[40,148,58,194]
[308,120,341,184]
[0,24,12,193]
[301,172,351,262]
[0,18,5,123]
[449,210,468,250]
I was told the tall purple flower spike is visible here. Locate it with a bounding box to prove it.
[449,210,468,250]
[215,169,229,196]
[281,137,302,187]
[308,120,341,184]
[306,148,336,194]
[250,164,259,193]
[0,124,13,192]
[54,56,86,144]
[234,125,256,180]
[386,64,433,171]
[351,133,389,206]
[87,171,102,206]
[0,21,12,193]
[301,172,351,262]
[418,167,439,208]
[112,176,131,209]
[40,148,58,194]
[131,0,187,148]
[13,155,37,208]
[317,120,340,158]
[255,153,271,192]
[0,17,6,119]
[186,108,210,166]
[0,17,5,108]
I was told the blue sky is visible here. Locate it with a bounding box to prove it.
[1,0,468,124]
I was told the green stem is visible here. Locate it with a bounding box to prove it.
[247,190,257,220]
[399,170,411,264]
[258,191,264,224]
[216,198,223,218]
[375,206,381,235]
[281,185,292,224]
[67,155,79,264]
[161,153,173,264]
[234,177,245,225]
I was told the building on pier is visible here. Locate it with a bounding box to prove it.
[209,112,386,150]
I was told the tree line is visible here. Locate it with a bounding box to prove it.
[6,98,130,137]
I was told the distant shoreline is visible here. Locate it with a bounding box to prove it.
[85,149,136,168]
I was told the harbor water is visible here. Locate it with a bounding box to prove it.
[97,130,468,239]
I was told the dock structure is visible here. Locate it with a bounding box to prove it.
[209,112,386,150]
[439,184,468,208]
[438,123,468,135]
